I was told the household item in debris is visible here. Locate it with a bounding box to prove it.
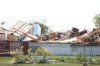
[49,32,57,39]
[7,33,18,41]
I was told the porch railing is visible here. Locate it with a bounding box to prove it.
[0,41,29,56]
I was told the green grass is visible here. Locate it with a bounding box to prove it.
[17,63,83,66]
[0,56,100,66]
[0,57,13,63]
[0,63,100,66]
[49,55,100,58]
[49,55,100,60]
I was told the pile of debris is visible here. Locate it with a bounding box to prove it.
[41,27,100,46]
[0,18,100,46]
[74,28,100,43]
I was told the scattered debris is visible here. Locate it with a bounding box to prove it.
[0,18,100,46]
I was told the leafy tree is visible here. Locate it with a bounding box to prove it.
[93,14,100,28]
[39,22,49,34]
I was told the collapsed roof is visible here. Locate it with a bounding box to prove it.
[0,18,38,41]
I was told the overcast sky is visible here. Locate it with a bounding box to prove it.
[0,0,100,31]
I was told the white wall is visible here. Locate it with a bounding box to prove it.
[32,23,41,35]
[29,43,100,56]
[43,44,71,55]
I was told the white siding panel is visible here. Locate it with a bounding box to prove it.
[29,43,100,56]
[32,23,41,35]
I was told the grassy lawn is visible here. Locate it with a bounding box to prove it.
[16,63,85,66]
[0,57,13,63]
[0,56,100,66]
[49,55,100,59]
[0,63,100,66]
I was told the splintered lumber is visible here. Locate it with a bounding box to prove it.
[12,28,38,41]
[74,28,100,43]
[88,28,100,37]
[25,33,37,40]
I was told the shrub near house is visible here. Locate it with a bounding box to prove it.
[34,46,52,63]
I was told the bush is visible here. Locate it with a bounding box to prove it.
[34,46,52,63]
[13,46,25,63]
[96,59,100,64]
[89,59,100,65]
[59,57,66,62]
[38,59,47,63]
[66,57,75,63]
[76,53,86,63]
[13,46,33,64]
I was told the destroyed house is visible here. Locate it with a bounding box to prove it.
[0,18,38,41]
[0,19,38,56]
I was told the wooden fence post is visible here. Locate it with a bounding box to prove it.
[22,41,29,55]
